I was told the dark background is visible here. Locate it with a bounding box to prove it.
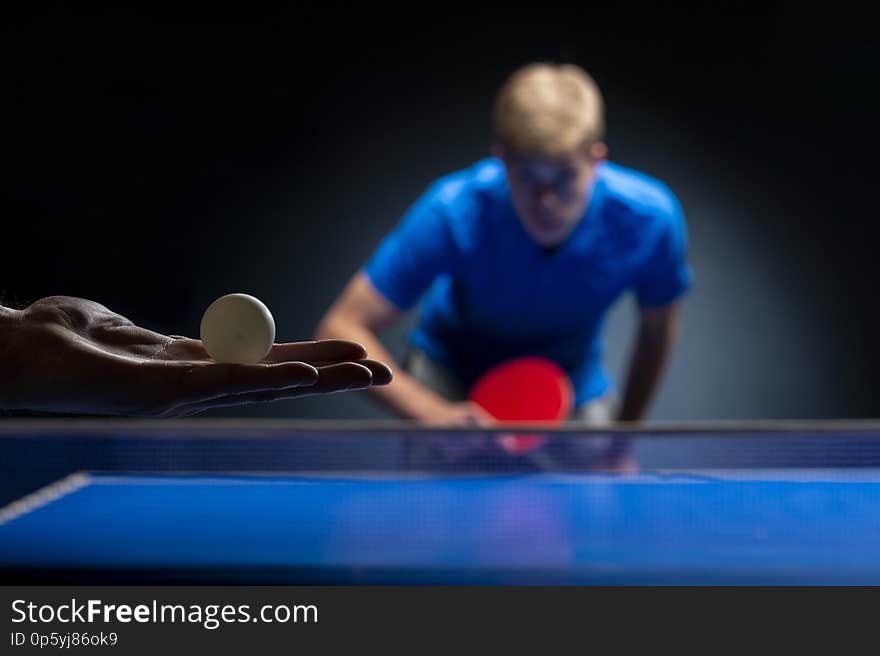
[2,3,878,421]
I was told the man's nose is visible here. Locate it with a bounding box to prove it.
[536,186,558,208]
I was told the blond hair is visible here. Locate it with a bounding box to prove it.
[493,62,605,157]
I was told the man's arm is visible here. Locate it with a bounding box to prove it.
[316,272,493,426]
[616,301,682,422]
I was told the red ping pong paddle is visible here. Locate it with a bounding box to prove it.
[468,356,574,455]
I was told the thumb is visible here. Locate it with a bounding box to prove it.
[468,402,498,427]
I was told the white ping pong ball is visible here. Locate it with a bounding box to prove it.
[199,293,276,364]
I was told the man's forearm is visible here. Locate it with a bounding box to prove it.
[315,314,448,421]
[617,324,677,422]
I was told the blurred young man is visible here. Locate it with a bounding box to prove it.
[317,62,692,468]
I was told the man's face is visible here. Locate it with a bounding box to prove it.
[498,144,605,248]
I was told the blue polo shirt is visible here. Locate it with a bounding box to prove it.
[363,158,692,407]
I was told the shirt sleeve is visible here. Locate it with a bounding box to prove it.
[633,196,693,308]
[362,185,461,311]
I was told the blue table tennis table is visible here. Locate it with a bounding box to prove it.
[3,420,880,585]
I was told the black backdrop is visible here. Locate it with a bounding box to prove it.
[2,4,878,420]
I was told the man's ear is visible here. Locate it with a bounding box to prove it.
[590,141,608,162]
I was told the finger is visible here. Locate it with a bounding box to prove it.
[91,319,192,348]
[264,339,367,364]
[164,362,374,415]
[160,337,210,360]
[308,361,374,392]
[357,359,393,386]
[88,323,178,358]
[476,413,497,428]
[145,360,320,407]
[165,338,372,366]
[467,403,497,427]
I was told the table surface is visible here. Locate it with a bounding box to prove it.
[4,467,880,584]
